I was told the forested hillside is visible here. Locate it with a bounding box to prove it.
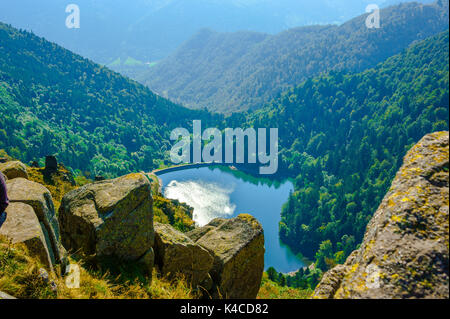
[142,1,449,113]
[1,13,449,291]
[0,22,218,178]
[244,30,449,267]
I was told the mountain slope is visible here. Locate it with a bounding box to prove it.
[0,22,218,178]
[0,0,433,66]
[313,131,449,299]
[142,0,449,113]
[243,30,449,264]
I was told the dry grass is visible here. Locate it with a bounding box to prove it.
[0,236,195,299]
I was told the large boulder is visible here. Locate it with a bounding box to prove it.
[187,214,265,299]
[0,202,53,268]
[0,161,28,180]
[6,178,65,267]
[58,173,154,266]
[154,222,213,288]
[313,131,449,299]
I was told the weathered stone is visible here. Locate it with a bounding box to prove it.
[58,173,154,262]
[0,202,53,268]
[313,131,449,299]
[6,178,65,267]
[0,161,28,180]
[189,214,265,299]
[186,218,225,242]
[154,222,213,288]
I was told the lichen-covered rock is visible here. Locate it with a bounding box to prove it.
[0,161,28,180]
[58,173,154,264]
[313,131,449,299]
[188,214,265,299]
[6,178,65,267]
[0,202,53,268]
[138,248,155,273]
[154,222,213,288]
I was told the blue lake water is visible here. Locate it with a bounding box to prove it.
[157,165,306,273]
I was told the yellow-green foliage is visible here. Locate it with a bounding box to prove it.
[153,196,195,232]
[27,166,78,211]
[0,149,12,161]
[148,174,195,232]
[238,214,262,230]
[257,273,312,299]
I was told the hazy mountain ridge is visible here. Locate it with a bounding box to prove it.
[0,0,436,66]
[141,0,449,113]
[0,21,218,178]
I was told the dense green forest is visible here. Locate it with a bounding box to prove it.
[0,22,219,178]
[1,15,449,290]
[142,1,449,113]
[243,30,449,268]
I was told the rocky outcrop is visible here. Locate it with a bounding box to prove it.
[154,222,213,289]
[6,178,65,268]
[58,173,154,268]
[313,131,449,299]
[0,202,53,267]
[187,214,265,299]
[0,161,28,180]
[44,155,58,174]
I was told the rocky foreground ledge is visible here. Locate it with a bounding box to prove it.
[1,160,265,299]
[313,131,449,299]
[57,173,265,299]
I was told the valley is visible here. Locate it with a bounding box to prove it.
[0,0,449,300]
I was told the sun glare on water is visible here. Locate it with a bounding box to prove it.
[164,180,236,226]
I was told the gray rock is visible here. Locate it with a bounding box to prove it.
[154,222,213,288]
[0,161,28,180]
[59,173,154,263]
[313,131,449,299]
[188,214,265,299]
[0,202,53,268]
[6,178,65,268]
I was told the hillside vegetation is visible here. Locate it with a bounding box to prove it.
[0,22,219,178]
[0,0,427,66]
[0,234,195,299]
[141,1,449,113]
[243,30,449,269]
[1,7,449,297]
[0,155,198,299]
